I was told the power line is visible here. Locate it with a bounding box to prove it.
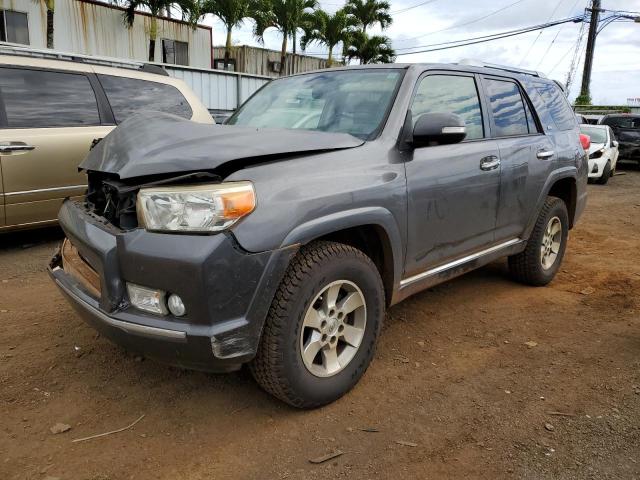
[390,0,441,15]
[394,0,529,44]
[565,17,588,90]
[535,0,583,68]
[519,0,569,66]
[395,16,583,56]
[395,17,583,52]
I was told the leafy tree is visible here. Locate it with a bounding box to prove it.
[122,0,194,62]
[344,31,395,64]
[344,0,392,33]
[575,93,592,106]
[253,0,318,75]
[301,9,355,66]
[195,0,256,69]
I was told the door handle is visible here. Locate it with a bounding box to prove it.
[480,155,500,171]
[537,149,555,160]
[0,143,36,154]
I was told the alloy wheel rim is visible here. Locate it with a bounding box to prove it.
[540,216,562,270]
[299,280,367,378]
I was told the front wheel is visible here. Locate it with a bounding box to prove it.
[508,196,569,286]
[250,241,384,408]
[596,161,611,184]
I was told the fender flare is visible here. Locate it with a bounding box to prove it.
[281,206,405,292]
[523,166,578,239]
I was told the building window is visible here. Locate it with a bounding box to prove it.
[0,10,29,45]
[213,58,236,72]
[162,39,189,66]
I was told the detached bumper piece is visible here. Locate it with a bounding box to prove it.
[49,200,297,372]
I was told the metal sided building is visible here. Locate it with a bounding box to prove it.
[212,45,329,78]
[0,0,212,68]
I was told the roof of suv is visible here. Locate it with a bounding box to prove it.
[0,53,181,85]
[286,62,558,85]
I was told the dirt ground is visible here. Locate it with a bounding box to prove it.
[1,166,639,480]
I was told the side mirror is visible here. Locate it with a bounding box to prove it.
[412,112,467,147]
[613,140,619,148]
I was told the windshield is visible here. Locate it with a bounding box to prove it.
[580,126,607,144]
[227,69,404,140]
[602,116,640,129]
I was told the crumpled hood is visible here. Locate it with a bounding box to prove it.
[81,112,365,179]
[587,142,605,156]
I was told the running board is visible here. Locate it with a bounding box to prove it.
[392,238,524,304]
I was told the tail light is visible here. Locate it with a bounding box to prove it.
[579,133,591,151]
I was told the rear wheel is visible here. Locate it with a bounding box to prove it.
[250,241,384,408]
[508,196,568,286]
[596,161,611,184]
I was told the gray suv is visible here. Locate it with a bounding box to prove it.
[49,62,587,408]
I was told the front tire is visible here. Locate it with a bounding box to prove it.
[250,241,384,408]
[596,161,611,184]
[508,196,568,286]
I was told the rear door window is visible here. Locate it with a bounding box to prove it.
[484,78,530,137]
[98,75,193,123]
[0,67,100,128]
[411,74,484,140]
[535,82,577,131]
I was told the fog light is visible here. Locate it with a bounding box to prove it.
[127,283,167,315]
[167,294,186,317]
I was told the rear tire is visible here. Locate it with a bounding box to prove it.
[596,161,611,184]
[250,241,384,408]
[508,196,568,286]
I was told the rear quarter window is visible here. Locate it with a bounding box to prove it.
[535,82,577,131]
[98,74,193,123]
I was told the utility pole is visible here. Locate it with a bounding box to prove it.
[578,0,601,102]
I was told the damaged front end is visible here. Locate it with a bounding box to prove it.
[84,170,221,230]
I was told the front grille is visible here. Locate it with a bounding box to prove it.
[85,172,139,230]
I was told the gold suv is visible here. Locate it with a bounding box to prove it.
[0,54,213,231]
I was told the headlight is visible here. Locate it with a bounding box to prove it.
[137,181,255,233]
[589,148,604,159]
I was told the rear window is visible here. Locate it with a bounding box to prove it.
[535,82,577,131]
[98,75,192,123]
[0,67,100,128]
[580,126,607,144]
[601,116,640,129]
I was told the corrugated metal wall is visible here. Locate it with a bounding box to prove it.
[166,65,270,111]
[213,45,328,77]
[2,0,212,68]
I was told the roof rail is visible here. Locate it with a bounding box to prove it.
[457,59,546,78]
[0,42,168,76]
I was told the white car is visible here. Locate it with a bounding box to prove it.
[581,125,619,184]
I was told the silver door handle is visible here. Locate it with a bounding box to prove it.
[537,149,555,159]
[0,144,36,153]
[480,155,500,171]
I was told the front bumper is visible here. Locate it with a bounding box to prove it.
[49,200,297,372]
[587,157,607,178]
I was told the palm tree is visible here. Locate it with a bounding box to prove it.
[344,0,392,33]
[344,31,395,64]
[253,0,318,75]
[122,0,194,62]
[301,9,354,66]
[195,0,255,69]
[32,0,54,48]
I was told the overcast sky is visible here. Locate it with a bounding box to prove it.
[200,0,640,104]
